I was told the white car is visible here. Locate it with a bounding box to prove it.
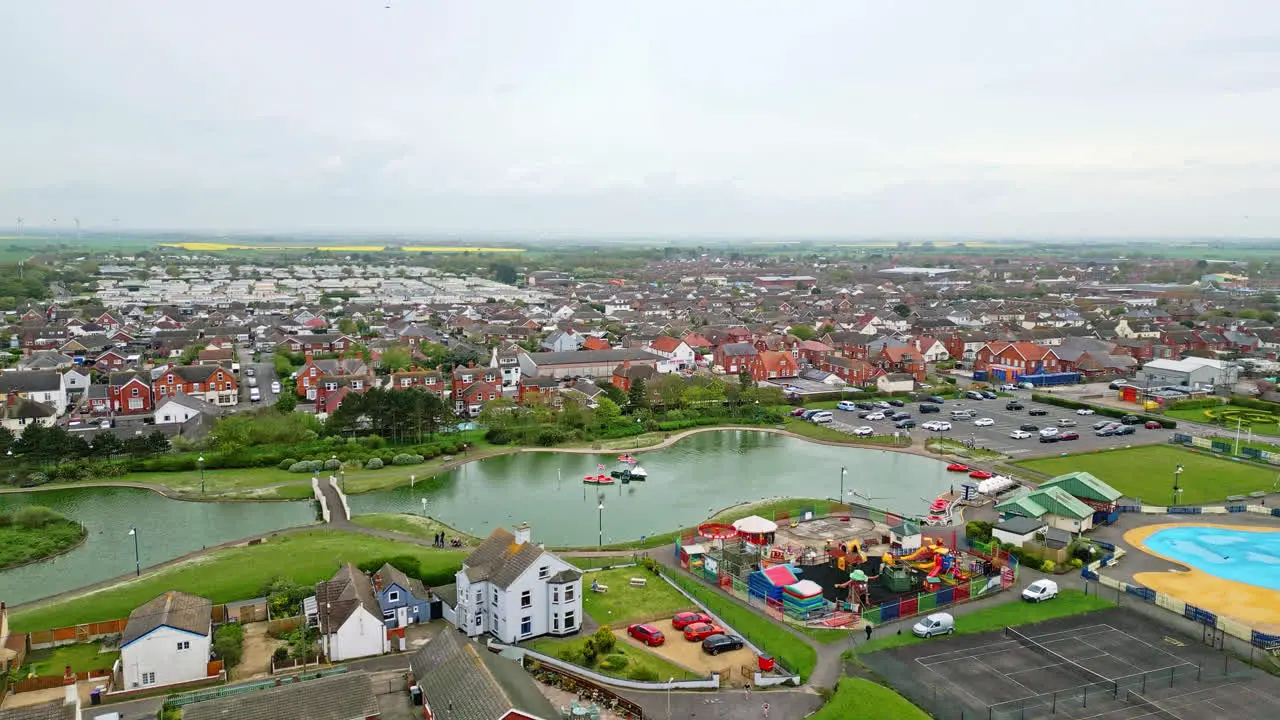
[973,417,995,427]
[853,426,874,437]
[836,400,858,411]
[934,421,952,431]
[1022,579,1059,603]
[921,421,939,431]
[271,381,281,394]
[999,383,1018,392]
[865,412,886,421]
[1009,429,1032,439]
[1076,408,1095,415]
[1039,427,1059,437]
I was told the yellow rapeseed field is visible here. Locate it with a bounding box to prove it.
[159,242,524,253]
[402,246,525,253]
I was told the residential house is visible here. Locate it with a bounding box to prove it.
[0,398,57,436]
[488,344,524,386]
[713,342,760,375]
[757,350,799,381]
[455,380,501,418]
[581,335,612,351]
[154,392,222,426]
[105,372,154,415]
[974,342,1063,381]
[645,336,696,373]
[296,357,370,400]
[276,333,357,355]
[821,356,879,386]
[876,372,916,394]
[540,329,582,353]
[796,340,832,367]
[452,524,583,644]
[183,671,380,720]
[61,367,91,400]
[0,371,67,415]
[389,369,448,396]
[314,374,371,415]
[119,591,213,690]
[994,487,1095,533]
[409,630,557,720]
[308,563,391,662]
[372,562,432,629]
[911,336,950,363]
[153,365,238,406]
[875,346,926,383]
[15,350,74,371]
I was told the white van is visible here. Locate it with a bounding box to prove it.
[1022,579,1059,602]
[810,411,834,424]
[951,408,976,419]
[911,612,955,638]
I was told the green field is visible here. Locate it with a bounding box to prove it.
[0,519,87,570]
[25,643,120,675]
[1165,405,1280,436]
[854,589,1114,654]
[582,568,694,626]
[10,530,465,632]
[567,555,640,570]
[666,572,818,682]
[811,677,930,720]
[1015,445,1280,505]
[350,513,475,544]
[525,635,700,682]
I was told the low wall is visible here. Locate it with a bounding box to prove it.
[328,477,351,521]
[312,477,330,523]
[488,640,721,691]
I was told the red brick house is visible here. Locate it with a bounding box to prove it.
[611,361,658,392]
[98,372,153,415]
[389,369,447,396]
[451,364,500,399]
[974,342,1062,380]
[94,349,128,372]
[821,356,880,386]
[757,350,799,380]
[876,346,927,383]
[153,364,239,406]
[796,340,832,367]
[297,357,370,399]
[455,380,500,418]
[713,342,760,375]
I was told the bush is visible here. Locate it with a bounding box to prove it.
[25,471,49,486]
[213,622,245,668]
[965,520,994,543]
[535,428,570,446]
[360,434,386,449]
[628,666,659,682]
[1167,397,1224,411]
[272,647,289,663]
[1071,558,1083,568]
[391,453,425,466]
[599,653,629,671]
[364,457,384,470]
[323,458,341,470]
[485,427,515,445]
[1229,396,1280,413]
[1041,559,1056,573]
[288,461,323,473]
[278,458,298,470]
[591,626,616,655]
[13,506,63,529]
[1032,394,1175,428]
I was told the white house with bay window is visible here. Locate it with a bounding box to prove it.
[452,524,583,644]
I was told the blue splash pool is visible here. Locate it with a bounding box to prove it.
[1142,526,1280,591]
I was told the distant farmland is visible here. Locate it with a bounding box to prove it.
[158,242,526,253]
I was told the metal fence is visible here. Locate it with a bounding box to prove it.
[166,667,349,707]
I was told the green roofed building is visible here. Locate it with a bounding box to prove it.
[1040,471,1123,512]
[995,485,1095,534]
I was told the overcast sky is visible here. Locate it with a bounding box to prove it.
[3,1,1279,238]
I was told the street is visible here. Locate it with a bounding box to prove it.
[234,348,279,410]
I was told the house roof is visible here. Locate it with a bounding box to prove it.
[0,700,78,720]
[375,562,427,599]
[182,670,380,720]
[889,521,921,536]
[431,582,458,607]
[523,348,660,367]
[409,631,557,720]
[4,399,56,421]
[122,591,211,647]
[994,516,1046,535]
[648,335,684,353]
[315,563,381,634]
[0,370,61,393]
[1041,471,1123,503]
[462,528,559,590]
[996,487,1094,521]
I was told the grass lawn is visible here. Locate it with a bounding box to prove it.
[10,530,465,632]
[666,572,818,682]
[811,676,930,720]
[1015,445,1280,505]
[1165,405,1280,436]
[854,589,1114,655]
[568,555,638,570]
[0,520,87,570]
[525,636,701,682]
[582,568,695,626]
[25,643,120,675]
[350,513,476,545]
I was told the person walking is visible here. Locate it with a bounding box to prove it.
[865,623,874,642]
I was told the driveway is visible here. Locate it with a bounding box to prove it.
[233,622,279,681]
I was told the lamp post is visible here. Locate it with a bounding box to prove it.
[839,467,847,504]
[597,493,605,549]
[198,455,205,494]
[667,676,675,720]
[128,526,140,576]
[1172,464,1184,507]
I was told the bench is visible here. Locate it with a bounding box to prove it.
[629,577,647,587]
[591,583,609,593]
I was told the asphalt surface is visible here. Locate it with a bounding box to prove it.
[234,349,279,410]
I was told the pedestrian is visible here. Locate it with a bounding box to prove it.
[865,623,873,641]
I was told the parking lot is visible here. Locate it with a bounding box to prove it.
[820,392,1169,458]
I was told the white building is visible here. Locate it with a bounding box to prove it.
[0,370,67,415]
[154,393,220,426]
[645,337,697,373]
[119,591,213,691]
[308,564,390,662]
[453,524,583,644]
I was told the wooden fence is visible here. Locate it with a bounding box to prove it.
[9,669,112,694]
[27,619,128,650]
[267,615,303,636]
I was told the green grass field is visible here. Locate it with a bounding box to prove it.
[568,555,639,570]
[582,568,694,626]
[10,530,465,632]
[811,677,930,720]
[1015,445,1280,505]
[0,519,86,570]
[350,513,475,544]
[854,589,1113,654]
[525,635,700,682]
[666,572,818,682]
[1165,405,1280,436]
[25,643,120,675]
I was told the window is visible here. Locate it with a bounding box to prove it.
[491,589,498,607]
[128,399,143,410]
[564,586,575,602]
[538,566,549,580]
[382,609,395,620]
[401,378,412,387]
[552,587,560,603]
[177,640,190,650]
[475,590,482,604]
[552,616,560,631]
[520,590,531,608]
[351,381,362,390]
[142,671,156,685]
[520,616,532,637]
[474,612,482,627]
[564,611,576,629]
[131,387,139,396]
[387,591,399,603]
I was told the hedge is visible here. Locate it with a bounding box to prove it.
[1229,396,1280,414]
[1031,394,1176,428]
[1167,397,1225,411]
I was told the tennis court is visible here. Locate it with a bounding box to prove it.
[863,608,1280,719]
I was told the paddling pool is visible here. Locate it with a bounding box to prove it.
[1141,526,1280,591]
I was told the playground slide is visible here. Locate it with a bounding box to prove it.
[899,545,935,563]
[927,554,944,581]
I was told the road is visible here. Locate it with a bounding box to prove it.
[234,348,279,410]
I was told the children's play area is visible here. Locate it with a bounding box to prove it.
[676,501,1014,629]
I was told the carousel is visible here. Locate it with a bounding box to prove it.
[731,515,778,550]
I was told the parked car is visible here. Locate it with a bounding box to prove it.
[810,411,834,424]
[671,612,712,630]
[895,419,917,429]
[927,395,946,404]
[888,399,906,407]
[1108,381,1129,390]
[1028,408,1049,417]
[1095,425,1118,437]
[1010,429,1032,439]
[1038,427,1059,437]
[1005,401,1025,411]
[837,400,858,411]
[855,402,876,410]
[922,421,940,431]
[866,412,887,421]
[683,622,726,642]
[270,380,281,394]
[702,634,745,655]
[1058,432,1080,441]
[1144,420,1163,429]
[790,408,809,417]
[980,390,998,400]
[245,366,256,377]
[627,624,665,646]
[911,612,955,638]
[1120,415,1142,425]
[951,409,977,419]
[1018,382,1035,390]
[1057,418,1077,427]
[1022,579,1059,603]
[1076,408,1096,415]
[853,426,875,436]
[873,401,892,409]
[249,387,261,402]
[99,418,112,429]
[920,404,940,413]
[247,376,259,388]
[974,417,994,426]
[800,409,823,420]
[890,412,912,421]
[1019,423,1039,431]
[1093,420,1113,430]
[1114,425,1136,436]
[999,383,1019,392]
[965,390,985,400]
[1039,435,1060,443]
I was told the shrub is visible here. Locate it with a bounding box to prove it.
[278,458,298,470]
[364,457,384,470]
[628,666,659,682]
[1167,397,1224,411]
[965,520,994,543]
[213,622,245,668]
[14,506,62,529]
[391,453,425,466]
[25,471,49,486]
[591,626,616,655]
[535,427,569,446]
[272,647,289,663]
[1071,558,1083,568]
[288,461,315,473]
[361,434,387,449]
[599,653,629,672]
[1041,559,1056,573]
[323,458,341,470]
[485,428,515,445]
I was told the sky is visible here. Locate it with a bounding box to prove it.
[2,1,1279,238]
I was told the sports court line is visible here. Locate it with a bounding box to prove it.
[911,624,1115,664]
[1073,625,1187,668]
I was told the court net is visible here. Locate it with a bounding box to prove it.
[1004,626,1116,690]
[1125,690,1184,720]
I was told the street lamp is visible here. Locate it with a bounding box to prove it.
[1172,464,1184,507]
[597,493,606,549]
[667,676,675,720]
[198,455,205,494]
[128,526,140,576]
[839,467,847,504]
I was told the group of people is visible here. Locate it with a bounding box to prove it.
[432,531,462,548]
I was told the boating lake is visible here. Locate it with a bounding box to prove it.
[1,430,957,603]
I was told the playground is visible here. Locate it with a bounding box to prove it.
[864,607,1280,720]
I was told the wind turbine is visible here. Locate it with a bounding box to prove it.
[15,217,22,237]
[74,217,81,240]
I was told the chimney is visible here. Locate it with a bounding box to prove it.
[513,523,532,545]
[373,573,382,592]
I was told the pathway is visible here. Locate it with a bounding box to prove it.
[316,477,351,525]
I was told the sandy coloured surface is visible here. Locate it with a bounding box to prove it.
[1124,522,1280,630]
[616,619,760,687]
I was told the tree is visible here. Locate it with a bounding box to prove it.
[380,345,412,372]
[89,432,123,458]
[597,380,627,406]
[337,317,359,335]
[892,303,911,318]
[627,378,649,410]
[738,368,755,390]
[490,261,518,284]
[274,391,297,413]
[212,623,245,669]
[594,396,621,425]
[418,342,449,369]
[789,324,815,341]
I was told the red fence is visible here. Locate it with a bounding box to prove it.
[10,669,112,694]
[27,619,128,649]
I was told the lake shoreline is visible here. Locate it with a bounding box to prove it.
[0,521,89,572]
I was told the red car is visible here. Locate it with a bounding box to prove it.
[683,622,726,642]
[1144,420,1163,429]
[1058,432,1080,441]
[789,407,808,417]
[671,611,712,630]
[969,470,993,480]
[627,623,665,646]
